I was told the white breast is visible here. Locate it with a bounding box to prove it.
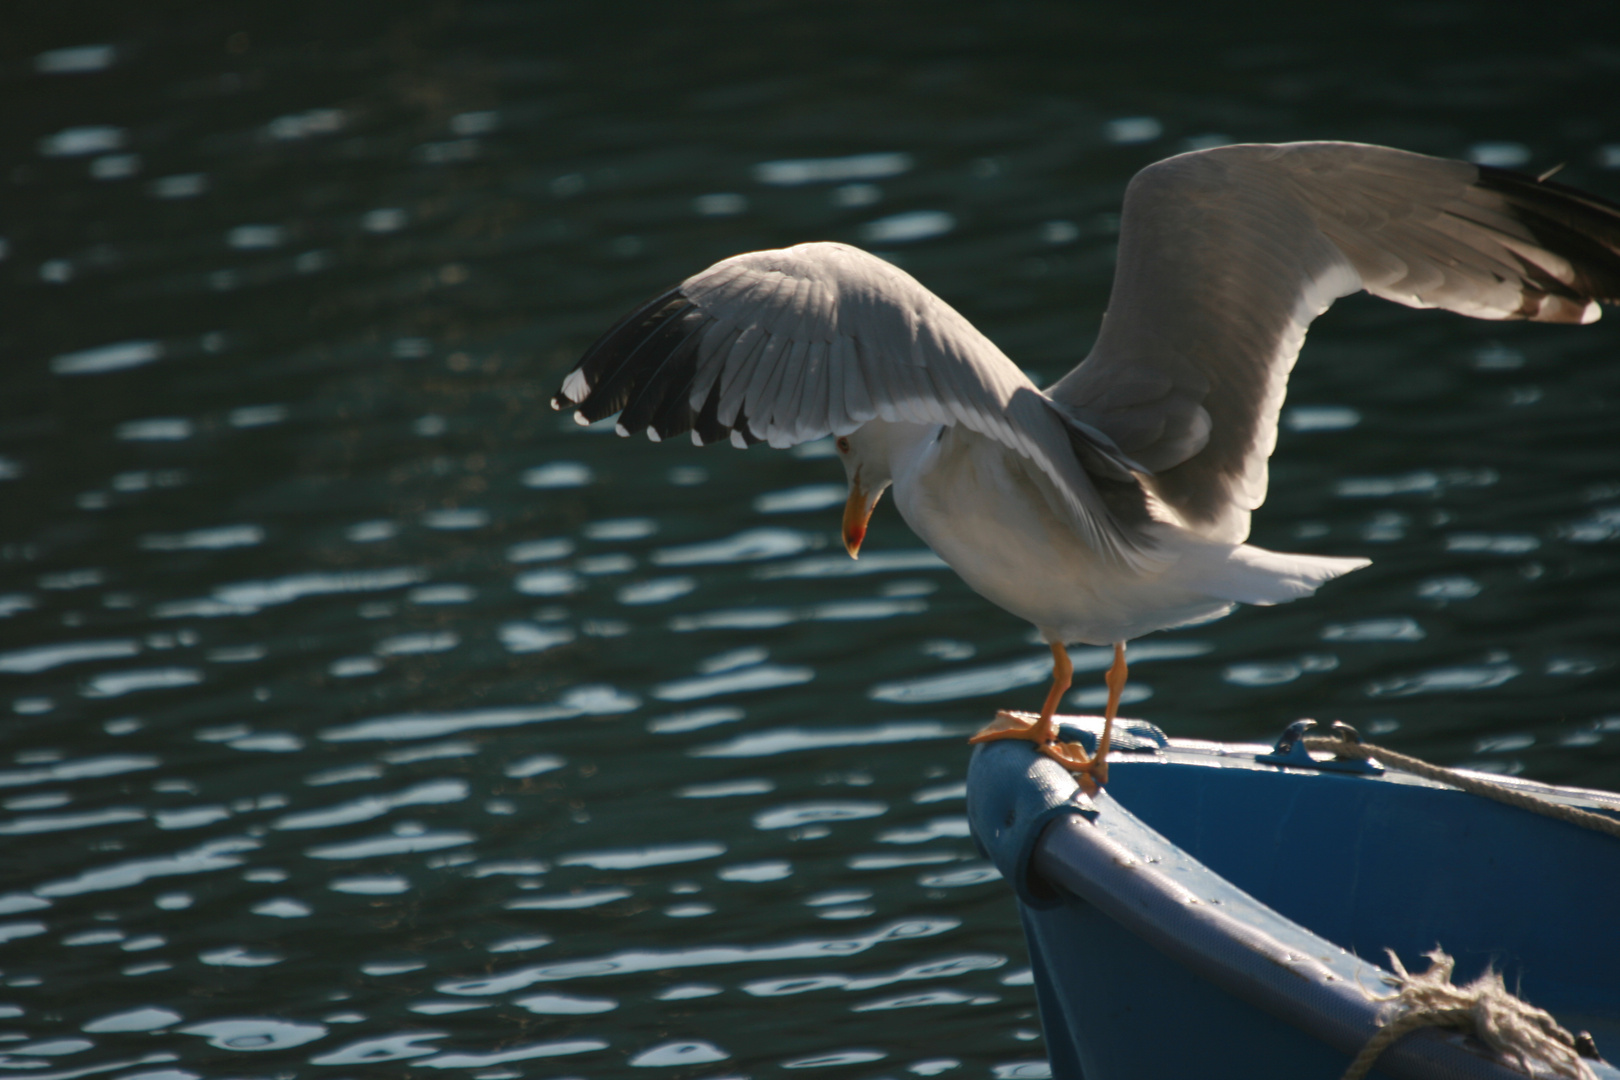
[889,426,1241,646]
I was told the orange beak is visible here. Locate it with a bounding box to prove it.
[842,475,879,559]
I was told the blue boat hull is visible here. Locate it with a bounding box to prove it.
[967,719,1620,1080]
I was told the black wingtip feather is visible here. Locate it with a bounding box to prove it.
[574,299,698,423]
[692,381,729,446]
[554,275,776,450]
[1474,165,1620,304]
[617,317,708,438]
[553,287,690,413]
[728,401,763,446]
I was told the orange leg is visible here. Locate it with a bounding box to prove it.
[969,641,1128,794]
[1034,640,1073,741]
[1092,642,1127,788]
[968,641,1069,745]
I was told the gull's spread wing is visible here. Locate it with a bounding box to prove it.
[553,241,1155,567]
[1047,142,1620,543]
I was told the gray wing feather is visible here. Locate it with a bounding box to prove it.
[838,333,872,422]
[554,240,1157,568]
[1048,141,1620,543]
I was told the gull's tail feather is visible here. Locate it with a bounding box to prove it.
[1174,538,1370,607]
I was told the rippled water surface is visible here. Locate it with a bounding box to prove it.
[3,4,1619,1077]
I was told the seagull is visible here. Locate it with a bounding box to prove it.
[552,141,1620,787]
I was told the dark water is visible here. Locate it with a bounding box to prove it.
[3,3,1618,1077]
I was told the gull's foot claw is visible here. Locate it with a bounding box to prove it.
[1055,753,1108,796]
[968,710,1041,743]
[1034,740,1093,770]
[969,711,1110,792]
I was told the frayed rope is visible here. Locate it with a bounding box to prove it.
[1341,949,1596,1080]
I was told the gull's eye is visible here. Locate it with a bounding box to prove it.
[836,437,851,454]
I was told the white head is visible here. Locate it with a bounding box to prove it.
[834,422,928,558]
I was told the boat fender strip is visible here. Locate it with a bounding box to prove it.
[966,737,1098,909]
[967,714,1169,907]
